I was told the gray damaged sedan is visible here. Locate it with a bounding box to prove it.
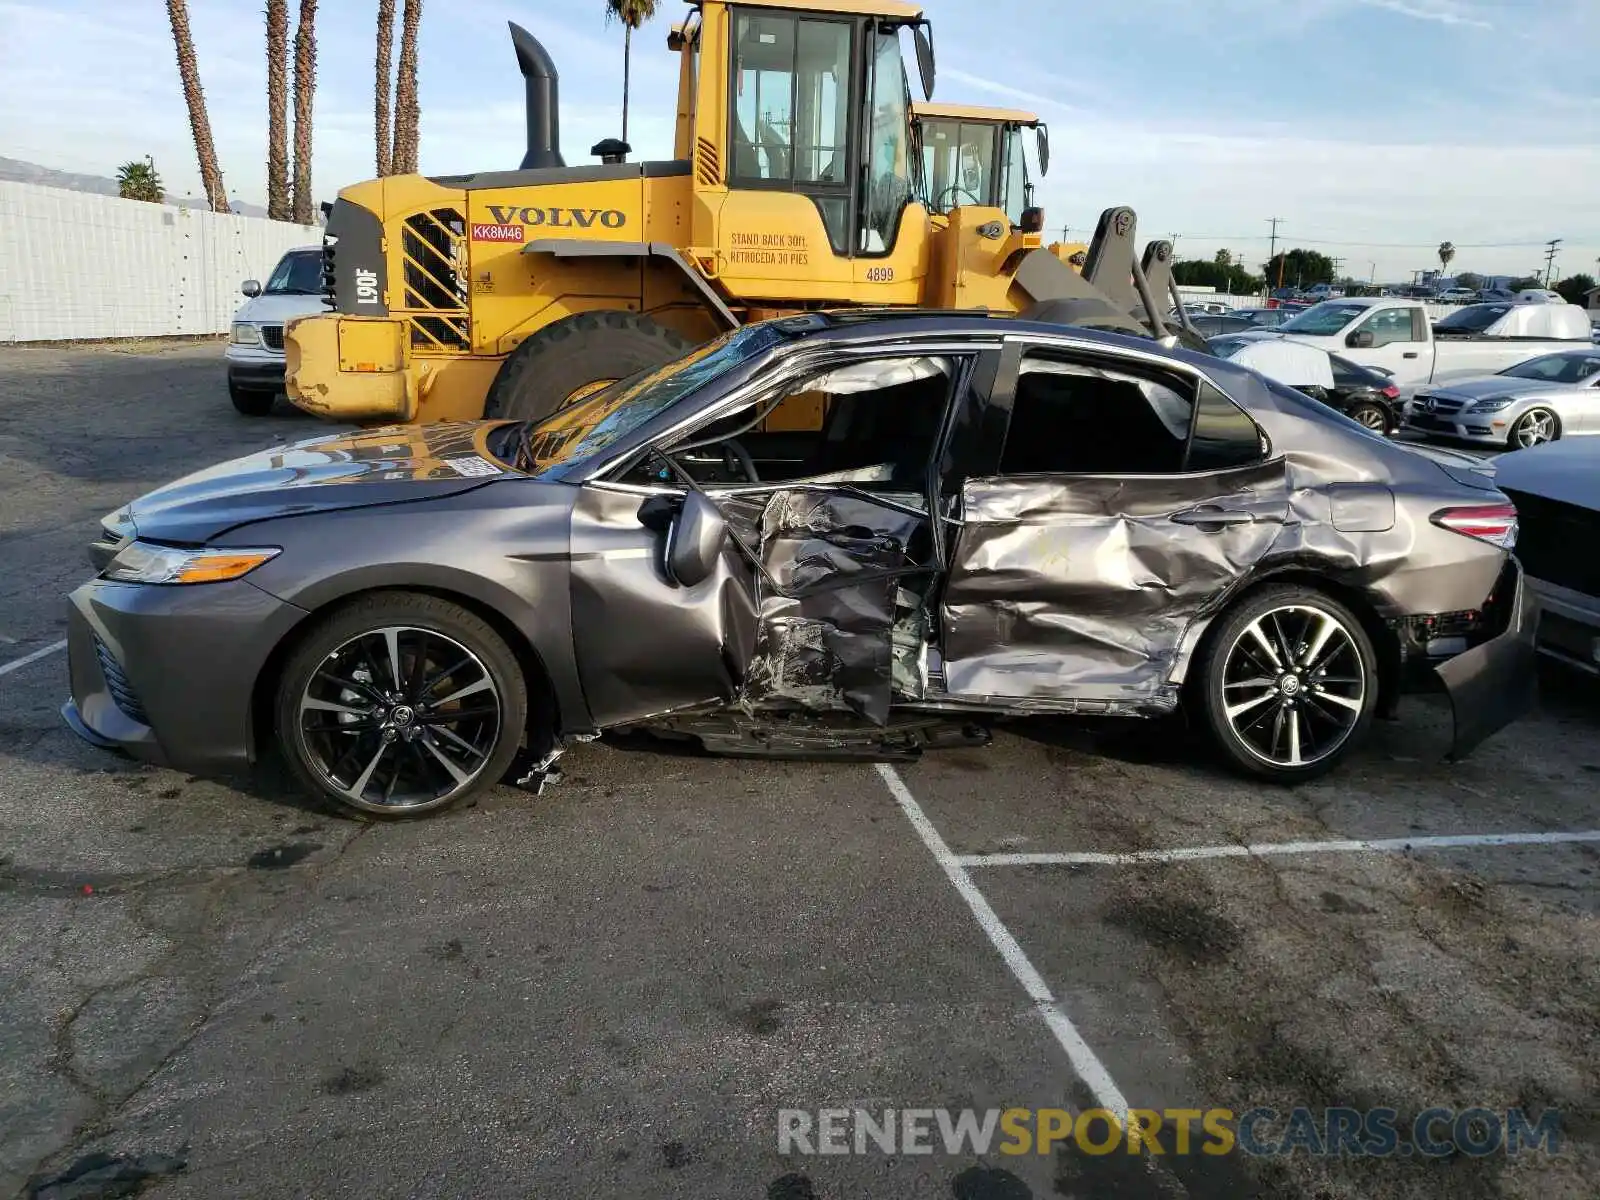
[1405,349,1600,449]
[64,313,1537,818]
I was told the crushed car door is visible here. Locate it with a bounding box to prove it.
[938,349,1290,710]
[569,352,968,729]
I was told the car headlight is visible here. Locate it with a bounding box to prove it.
[230,322,260,346]
[103,541,280,584]
[1467,396,1514,412]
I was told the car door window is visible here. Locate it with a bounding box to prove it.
[617,353,966,493]
[999,354,1192,474]
[1358,307,1423,347]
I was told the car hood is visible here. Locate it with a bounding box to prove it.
[1425,376,1575,401]
[233,292,328,324]
[119,422,520,543]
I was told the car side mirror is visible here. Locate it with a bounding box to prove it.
[241,279,262,298]
[1347,330,1374,349]
[664,490,728,588]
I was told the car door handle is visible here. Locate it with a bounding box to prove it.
[1402,351,1420,358]
[1170,506,1256,528]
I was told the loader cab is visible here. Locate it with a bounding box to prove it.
[914,103,1047,227]
[678,0,935,284]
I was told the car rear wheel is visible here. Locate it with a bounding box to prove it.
[1347,401,1388,432]
[274,594,527,818]
[229,381,275,416]
[482,310,692,423]
[1508,407,1558,449]
[1197,586,1377,782]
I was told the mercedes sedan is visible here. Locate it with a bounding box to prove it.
[1404,349,1600,449]
[64,313,1536,818]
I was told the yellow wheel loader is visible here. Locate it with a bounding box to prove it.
[286,0,1188,427]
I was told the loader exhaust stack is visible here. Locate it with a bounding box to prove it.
[509,22,564,170]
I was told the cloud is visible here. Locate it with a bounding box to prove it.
[1351,0,1492,29]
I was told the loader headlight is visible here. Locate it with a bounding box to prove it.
[230,322,261,346]
[103,542,280,584]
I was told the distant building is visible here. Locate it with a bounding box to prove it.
[1586,284,1600,312]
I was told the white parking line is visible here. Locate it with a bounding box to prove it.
[956,829,1600,869]
[0,639,67,679]
[875,763,1131,1115]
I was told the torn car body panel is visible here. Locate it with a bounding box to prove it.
[733,488,932,724]
[940,460,1289,705]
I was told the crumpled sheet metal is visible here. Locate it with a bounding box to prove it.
[739,490,927,725]
[941,467,1283,701]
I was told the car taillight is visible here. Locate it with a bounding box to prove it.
[1382,385,1400,399]
[1431,503,1517,549]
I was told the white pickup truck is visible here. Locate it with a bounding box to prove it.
[1242,298,1593,392]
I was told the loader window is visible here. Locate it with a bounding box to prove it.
[921,120,998,213]
[859,28,914,256]
[999,130,1028,227]
[731,12,853,252]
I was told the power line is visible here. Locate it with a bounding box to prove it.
[1155,234,1586,249]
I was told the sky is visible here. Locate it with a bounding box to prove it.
[1,0,1597,284]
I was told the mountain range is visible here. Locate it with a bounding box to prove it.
[0,156,272,219]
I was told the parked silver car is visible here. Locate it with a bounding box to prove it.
[1403,349,1600,448]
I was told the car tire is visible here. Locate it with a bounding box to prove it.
[273,593,528,819]
[482,310,693,423]
[1346,401,1389,433]
[1507,407,1559,449]
[1196,585,1378,783]
[229,380,275,416]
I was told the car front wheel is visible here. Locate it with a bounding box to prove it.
[1197,587,1377,782]
[274,593,527,818]
[1508,407,1558,449]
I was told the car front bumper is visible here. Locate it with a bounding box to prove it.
[1400,405,1507,445]
[1428,558,1540,759]
[226,345,287,391]
[61,577,308,773]
[1524,576,1600,675]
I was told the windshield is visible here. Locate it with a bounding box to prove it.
[1501,352,1600,383]
[1435,303,1511,333]
[515,323,795,475]
[265,251,322,295]
[1279,302,1369,336]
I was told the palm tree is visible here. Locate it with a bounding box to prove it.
[117,157,164,203]
[266,0,290,219]
[392,0,423,173]
[605,0,659,144]
[164,0,228,212]
[1437,241,1456,276]
[291,0,317,224]
[375,0,396,176]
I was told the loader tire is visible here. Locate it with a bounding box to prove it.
[483,311,693,423]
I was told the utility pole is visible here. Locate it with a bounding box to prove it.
[1542,238,1562,287]
[1267,217,1283,291]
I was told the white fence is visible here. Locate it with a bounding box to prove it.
[0,183,320,342]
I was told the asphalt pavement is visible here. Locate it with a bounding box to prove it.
[1,341,1597,1200]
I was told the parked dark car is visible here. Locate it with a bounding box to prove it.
[1231,307,1297,329]
[1325,354,1402,433]
[64,312,1535,817]
[1492,440,1600,675]
[1185,313,1258,337]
